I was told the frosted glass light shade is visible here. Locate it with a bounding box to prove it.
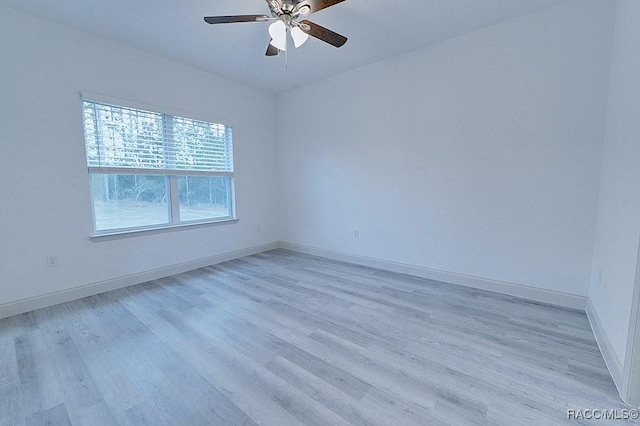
[291,26,309,48]
[269,20,287,51]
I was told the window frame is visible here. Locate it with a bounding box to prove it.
[81,93,238,238]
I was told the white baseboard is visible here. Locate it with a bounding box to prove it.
[0,242,279,320]
[1,240,588,318]
[585,298,625,396]
[278,242,588,310]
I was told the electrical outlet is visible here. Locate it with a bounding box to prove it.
[353,230,360,239]
[46,256,58,268]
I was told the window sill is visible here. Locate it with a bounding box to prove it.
[89,218,239,242]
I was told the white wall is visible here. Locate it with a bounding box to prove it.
[277,0,615,301]
[589,0,640,369]
[0,6,279,309]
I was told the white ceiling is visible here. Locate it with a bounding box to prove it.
[0,0,567,93]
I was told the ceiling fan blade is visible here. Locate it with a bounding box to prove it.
[299,20,347,48]
[266,42,279,56]
[296,0,346,15]
[204,15,269,24]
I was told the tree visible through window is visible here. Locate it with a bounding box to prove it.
[82,99,235,233]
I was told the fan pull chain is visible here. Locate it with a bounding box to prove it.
[285,30,289,69]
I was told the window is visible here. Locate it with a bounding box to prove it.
[82,98,235,234]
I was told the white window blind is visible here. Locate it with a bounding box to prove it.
[82,100,234,174]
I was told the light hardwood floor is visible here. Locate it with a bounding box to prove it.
[0,249,634,425]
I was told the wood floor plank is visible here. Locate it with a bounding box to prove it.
[0,383,24,426]
[44,329,103,410]
[117,287,344,426]
[112,303,252,425]
[14,331,65,418]
[70,401,118,426]
[0,249,633,425]
[197,275,394,348]
[0,334,18,388]
[25,402,71,426]
[6,312,40,337]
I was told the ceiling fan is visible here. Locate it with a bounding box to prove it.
[204,0,348,56]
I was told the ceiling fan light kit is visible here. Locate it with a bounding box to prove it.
[204,0,348,57]
[269,20,288,51]
[290,26,310,48]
